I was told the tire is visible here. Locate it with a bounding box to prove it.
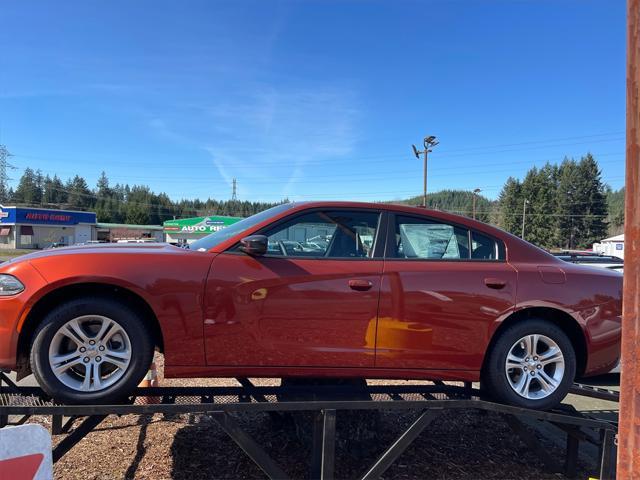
[30,297,154,405]
[482,319,576,410]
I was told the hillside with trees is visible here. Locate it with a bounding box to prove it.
[7,169,282,225]
[5,152,623,249]
[401,190,495,223]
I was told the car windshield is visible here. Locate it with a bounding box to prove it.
[189,203,296,251]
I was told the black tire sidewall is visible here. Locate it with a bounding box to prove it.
[484,319,576,410]
[30,297,154,405]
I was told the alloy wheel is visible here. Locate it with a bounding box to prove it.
[47,315,132,392]
[504,334,565,400]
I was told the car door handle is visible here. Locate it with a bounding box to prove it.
[484,278,507,289]
[349,279,373,291]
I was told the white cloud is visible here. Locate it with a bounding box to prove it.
[202,85,360,197]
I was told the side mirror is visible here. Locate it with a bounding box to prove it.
[239,235,268,256]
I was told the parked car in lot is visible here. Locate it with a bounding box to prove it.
[43,242,68,249]
[0,202,622,409]
[553,251,624,273]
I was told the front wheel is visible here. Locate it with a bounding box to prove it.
[482,319,576,410]
[30,297,154,404]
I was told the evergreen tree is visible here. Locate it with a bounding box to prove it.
[496,177,523,236]
[555,159,581,249]
[94,172,113,222]
[34,170,44,205]
[96,172,111,196]
[66,175,93,209]
[607,187,625,235]
[42,175,54,206]
[574,153,608,247]
[13,168,42,205]
[51,175,67,204]
[125,201,149,225]
[521,163,558,248]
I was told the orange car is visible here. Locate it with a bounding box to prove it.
[0,202,622,408]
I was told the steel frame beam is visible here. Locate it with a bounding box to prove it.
[360,409,441,480]
[211,411,290,480]
[501,414,563,474]
[52,415,107,463]
[600,428,617,480]
[0,374,619,478]
[311,409,337,480]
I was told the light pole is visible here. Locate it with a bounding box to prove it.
[521,198,530,240]
[412,135,439,207]
[472,188,481,219]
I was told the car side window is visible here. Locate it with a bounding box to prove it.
[393,216,469,259]
[262,210,380,258]
[471,231,498,260]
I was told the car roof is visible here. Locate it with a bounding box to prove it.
[289,201,508,237]
[210,200,559,264]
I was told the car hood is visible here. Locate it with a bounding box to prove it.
[2,243,185,266]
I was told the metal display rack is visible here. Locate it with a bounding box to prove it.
[0,373,618,480]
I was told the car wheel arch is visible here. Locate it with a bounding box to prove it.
[16,282,163,379]
[481,306,588,379]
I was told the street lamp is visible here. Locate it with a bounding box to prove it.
[412,135,439,207]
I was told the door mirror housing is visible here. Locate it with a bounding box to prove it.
[239,235,268,256]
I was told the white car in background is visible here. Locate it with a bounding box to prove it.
[553,251,623,374]
[553,251,624,273]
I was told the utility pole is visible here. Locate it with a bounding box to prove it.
[0,145,13,203]
[617,0,640,476]
[521,198,529,240]
[472,188,481,220]
[230,178,238,216]
[231,178,238,202]
[412,136,439,207]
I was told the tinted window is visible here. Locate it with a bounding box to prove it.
[392,216,469,259]
[263,210,380,258]
[471,231,498,260]
[190,203,295,251]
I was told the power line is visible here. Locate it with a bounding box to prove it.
[7,153,625,186]
[9,132,626,169]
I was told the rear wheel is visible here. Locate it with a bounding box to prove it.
[483,319,576,410]
[30,297,154,404]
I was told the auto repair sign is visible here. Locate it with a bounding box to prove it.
[163,215,242,235]
[0,424,53,479]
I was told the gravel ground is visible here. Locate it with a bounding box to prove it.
[19,355,610,479]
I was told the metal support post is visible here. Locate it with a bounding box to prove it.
[311,409,337,480]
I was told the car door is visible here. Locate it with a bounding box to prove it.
[203,208,385,368]
[376,213,517,371]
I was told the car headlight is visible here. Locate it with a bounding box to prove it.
[0,275,25,296]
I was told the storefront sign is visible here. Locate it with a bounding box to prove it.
[163,215,242,235]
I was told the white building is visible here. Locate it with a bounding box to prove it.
[0,206,96,249]
[593,234,625,259]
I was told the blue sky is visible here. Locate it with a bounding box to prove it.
[0,0,626,203]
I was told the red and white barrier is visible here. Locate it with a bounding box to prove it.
[0,424,53,480]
